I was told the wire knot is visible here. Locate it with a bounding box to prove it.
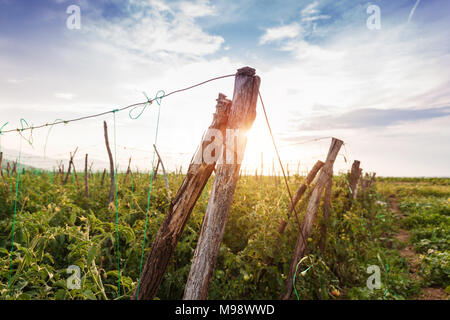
[129,90,166,120]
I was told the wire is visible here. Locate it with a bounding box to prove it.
[279,136,333,148]
[258,93,298,222]
[258,92,308,251]
[1,74,236,135]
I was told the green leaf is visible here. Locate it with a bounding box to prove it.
[87,245,97,267]
[83,289,97,300]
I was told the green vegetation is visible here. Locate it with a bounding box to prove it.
[377,178,450,296]
[0,171,447,300]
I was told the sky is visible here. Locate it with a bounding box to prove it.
[0,0,449,176]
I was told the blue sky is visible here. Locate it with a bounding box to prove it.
[0,0,449,176]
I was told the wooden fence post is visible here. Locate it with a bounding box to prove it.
[354,168,363,199]
[103,121,115,204]
[72,158,80,187]
[319,175,333,252]
[63,147,78,185]
[348,160,361,200]
[0,152,4,180]
[153,144,170,200]
[124,157,132,184]
[282,138,343,300]
[101,169,106,187]
[85,154,89,199]
[183,67,260,300]
[131,93,232,300]
[277,160,324,234]
[153,159,160,180]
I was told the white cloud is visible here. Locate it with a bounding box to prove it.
[301,1,319,17]
[253,22,450,176]
[259,23,302,45]
[88,0,224,58]
[300,1,329,23]
[302,14,330,22]
[178,0,217,18]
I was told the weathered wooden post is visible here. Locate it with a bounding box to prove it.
[348,160,361,200]
[368,172,376,188]
[124,157,132,184]
[63,147,78,185]
[72,158,80,187]
[282,138,343,300]
[153,159,160,180]
[84,154,89,198]
[0,152,4,180]
[319,175,333,252]
[277,160,324,234]
[103,121,115,204]
[153,144,170,199]
[132,93,232,300]
[101,168,106,187]
[183,67,260,300]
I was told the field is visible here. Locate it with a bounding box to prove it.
[0,171,448,300]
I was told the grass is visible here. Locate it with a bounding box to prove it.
[377,178,450,296]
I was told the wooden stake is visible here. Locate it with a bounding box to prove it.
[103,121,115,204]
[63,147,78,185]
[0,152,4,180]
[282,138,343,300]
[85,154,89,198]
[319,175,333,252]
[183,67,261,300]
[153,159,160,181]
[132,93,232,300]
[101,169,106,187]
[72,159,79,187]
[348,160,361,200]
[124,157,132,184]
[277,160,324,234]
[153,144,170,200]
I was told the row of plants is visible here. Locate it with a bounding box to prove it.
[0,170,424,299]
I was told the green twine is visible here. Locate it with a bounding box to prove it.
[293,256,312,300]
[18,119,33,146]
[0,122,8,152]
[44,119,65,159]
[136,93,163,300]
[0,122,8,135]
[112,110,121,298]
[129,91,165,120]
[8,130,23,293]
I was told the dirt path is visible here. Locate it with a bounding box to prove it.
[388,195,448,300]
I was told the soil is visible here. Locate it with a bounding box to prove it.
[388,195,448,300]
